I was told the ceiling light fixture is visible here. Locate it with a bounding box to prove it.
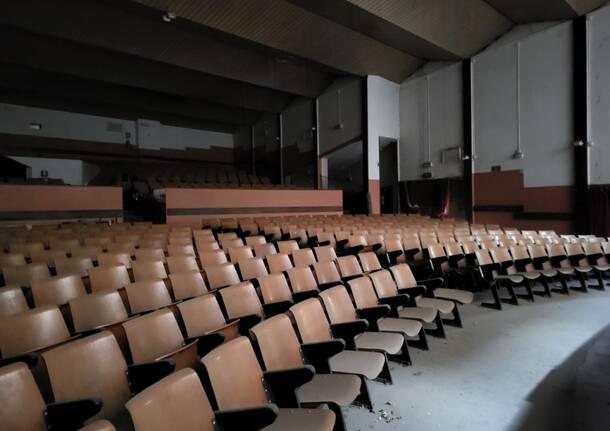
[162,12,176,22]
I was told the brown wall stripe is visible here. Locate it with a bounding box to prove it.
[0,209,123,221]
[167,206,343,216]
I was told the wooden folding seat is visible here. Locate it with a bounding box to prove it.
[367,270,445,335]
[251,314,364,411]
[71,246,105,261]
[97,252,132,269]
[202,337,337,430]
[583,242,610,288]
[198,250,227,268]
[30,249,66,267]
[358,252,383,273]
[135,247,166,263]
[238,257,268,281]
[336,255,365,282]
[285,266,319,302]
[169,271,207,300]
[288,228,309,247]
[218,282,264,334]
[0,362,48,431]
[402,237,423,262]
[31,274,86,308]
[0,252,26,272]
[257,273,294,316]
[84,237,112,251]
[314,245,337,263]
[509,245,554,296]
[125,280,172,314]
[317,232,336,248]
[266,253,293,274]
[218,232,239,246]
[139,239,167,251]
[106,242,136,256]
[167,256,199,274]
[177,294,239,342]
[289,299,390,383]
[70,290,129,333]
[254,242,277,258]
[0,285,29,318]
[0,305,70,358]
[49,238,81,254]
[9,241,44,258]
[168,236,193,247]
[240,223,260,237]
[390,263,473,307]
[245,235,267,247]
[263,225,283,242]
[3,263,51,288]
[89,265,131,292]
[292,248,316,268]
[167,244,196,257]
[320,285,411,363]
[205,263,240,290]
[221,238,245,251]
[489,247,540,301]
[277,240,299,255]
[228,245,253,263]
[54,256,94,277]
[564,243,596,290]
[132,260,167,282]
[312,261,343,290]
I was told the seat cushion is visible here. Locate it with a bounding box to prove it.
[79,420,116,431]
[296,374,360,407]
[541,269,558,278]
[263,408,335,431]
[415,297,455,314]
[594,265,610,272]
[495,275,524,284]
[378,317,422,337]
[329,350,385,380]
[516,271,541,280]
[575,265,592,273]
[354,331,403,355]
[433,288,474,304]
[397,306,437,323]
[557,268,575,275]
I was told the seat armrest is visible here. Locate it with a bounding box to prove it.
[45,398,102,431]
[0,353,38,369]
[416,277,445,290]
[263,366,315,408]
[397,284,426,298]
[185,332,225,357]
[301,340,345,373]
[215,405,279,431]
[127,359,175,394]
[356,305,390,329]
[262,300,293,318]
[330,319,368,349]
[377,294,412,315]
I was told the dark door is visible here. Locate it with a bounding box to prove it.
[379,139,399,214]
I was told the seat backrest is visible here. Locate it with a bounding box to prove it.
[251,314,304,371]
[177,294,226,338]
[201,337,268,410]
[0,305,70,358]
[30,249,67,267]
[139,240,167,251]
[245,235,266,248]
[54,256,94,277]
[277,240,299,255]
[88,264,131,292]
[383,239,403,253]
[286,267,318,294]
[50,238,81,253]
[221,238,244,250]
[169,271,207,300]
[444,243,464,257]
[490,247,513,264]
[199,250,227,267]
[238,257,268,281]
[461,241,479,255]
[266,253,293,274]
[167,245,196,258]
[565,243,585,257]
[427,244,446,259]
[0,362,47,431]
[475,249,494,266]
[219,282,263,319]
[195,239,220,252]
[0,253,26,271]
[205,263,240,289]
[107,242,136,256]
[31,274,86,307]
[347,277,379,309]
[0,285,29,318]
[314,245,337,263]
[135,247,166,263]
[3,263,51,288]
[97,253,132,269]
[132,260,167,282]
[368,269,399,298]
[167,256,199,274]
[313,261,341,284]
[292,248,316,268]
[583,242,604,256]
[289,298,332,343]
[253,243,277,259]
[122,309,184,364]
[125,280,172,314]
[258,273,293,305]
[70,290,128,332]
[127,368,215,431]
[358,252,382,272]
[42,331,131,420]
[336,255,363,278]
[319,285,356,324]
[10,242,44,258]
[388,263,417,289]
[510,245,530,261]
[228,246,253,263]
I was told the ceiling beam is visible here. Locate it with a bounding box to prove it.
[483,0,577,23]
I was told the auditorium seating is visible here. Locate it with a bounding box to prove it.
[1,215,609,430]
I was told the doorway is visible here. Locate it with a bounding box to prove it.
[379,138,399,214]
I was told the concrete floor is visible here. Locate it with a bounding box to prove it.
[344,285,610,431]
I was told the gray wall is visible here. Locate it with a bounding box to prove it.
[317,77,363,155]
[9,156,101,185]
[0,103,234,150]
[472,21,574,187]
[399,62,464,181]
[589,4,610,185]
